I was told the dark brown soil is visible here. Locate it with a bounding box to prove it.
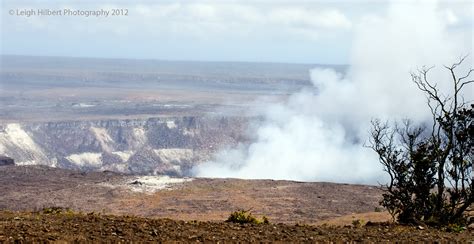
[1,211,472,242]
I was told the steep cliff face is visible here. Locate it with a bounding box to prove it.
[0,117,248,176]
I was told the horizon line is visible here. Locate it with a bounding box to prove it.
[0,53,348,67]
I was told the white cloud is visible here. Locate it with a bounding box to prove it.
[1,0,471,62]
[2,1,352,41]
[444,9,459,25]
[268,8,352,30]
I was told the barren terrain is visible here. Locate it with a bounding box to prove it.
[2,166,473,242]
[1,210,473,242]
[0,165,382,224]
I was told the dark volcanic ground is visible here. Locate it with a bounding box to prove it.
[0,165,382,224]
[1,210,473,242]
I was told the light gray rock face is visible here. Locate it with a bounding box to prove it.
[0,116,249,176]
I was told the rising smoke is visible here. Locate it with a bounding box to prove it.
[193,1,472,184]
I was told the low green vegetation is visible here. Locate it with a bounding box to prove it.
[351,219,363,228]
[445,223,466,233]
[226,210,270,224]
[41,207,74,215]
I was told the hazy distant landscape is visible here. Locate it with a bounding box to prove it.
[1,55,345,122]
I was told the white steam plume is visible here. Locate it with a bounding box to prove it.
[193,1,472,184]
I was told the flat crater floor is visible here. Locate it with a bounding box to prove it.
[0,165,384,224]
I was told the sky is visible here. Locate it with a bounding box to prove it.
[1,0,472,64]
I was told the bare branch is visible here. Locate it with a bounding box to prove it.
[459,80,474,90]
[445,54,469,70]
[458,68,473,83]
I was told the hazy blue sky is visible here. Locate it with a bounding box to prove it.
[1,0,472,64]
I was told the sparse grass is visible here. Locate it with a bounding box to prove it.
[226,210,269,224]
[41,207,74,215]
[445,224,466,233]
[352,219,363,228]
[262,215,270,224]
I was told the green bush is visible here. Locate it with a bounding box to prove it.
[446,224,466,233]
[42,207,74,215]
[262,216,270,224]
[226,210,269,224]
[352,219,363,228]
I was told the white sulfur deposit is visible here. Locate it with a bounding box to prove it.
[127,176,192,193]
[66,152,103,167]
